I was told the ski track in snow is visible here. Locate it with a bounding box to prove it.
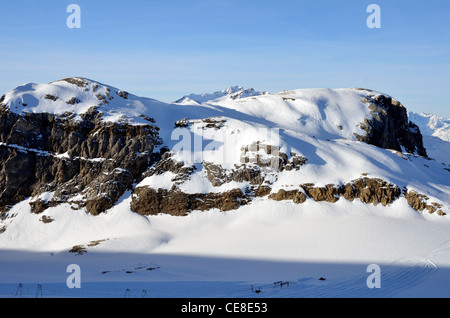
[0,256,441,298]
[252,240,448,298]
[264,259,437,298]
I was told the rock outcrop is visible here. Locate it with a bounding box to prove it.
[131,187,249,216]
[131,174,446,216]
[0,105,162,215]
[270,178,402,207]
[356,93,427,156]
[269,177,445,216]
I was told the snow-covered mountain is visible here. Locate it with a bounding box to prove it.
[174,85,268,104]
[0,78,449,298]
[409,112,450,164]
[409,112,450,142]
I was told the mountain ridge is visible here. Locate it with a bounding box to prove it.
[0,78,447,224]
[174,85,268,104]
[408,111,450,165]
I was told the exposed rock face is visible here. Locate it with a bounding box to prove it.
[0,106,162,215]
[268,189,307,204]
[357,94,427,156]
[131,174,446,216]
[142,151,196,186]
[131,187,249,216]
[130,143,308,216]
[269,177,445,216]
[269,178,402,207]
[404,190,446,216]
[203,143,307,187]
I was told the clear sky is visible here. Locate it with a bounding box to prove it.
[0,0,449,116]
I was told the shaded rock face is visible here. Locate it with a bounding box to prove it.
[0,106,162,214]
[142,151,195,186]
[357,94,427,157]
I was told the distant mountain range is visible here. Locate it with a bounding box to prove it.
[409,112,450,165]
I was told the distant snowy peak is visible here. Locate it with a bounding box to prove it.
[409,112,450,142]
[0,77,151,125]
[408,112,450,165]
[174,85,268,104]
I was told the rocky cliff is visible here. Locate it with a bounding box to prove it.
[0,105,162,215]
[0,78,163,215]
[356,92,427,156]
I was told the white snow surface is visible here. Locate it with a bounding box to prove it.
[0,195,449,298]
[1,78,152,125]
[0,80,449,298]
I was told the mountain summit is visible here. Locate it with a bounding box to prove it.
[174,85,268,104]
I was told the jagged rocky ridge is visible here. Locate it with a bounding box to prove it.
[0,78,447,222]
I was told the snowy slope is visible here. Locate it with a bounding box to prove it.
[174,87,377,141]
[0,80,449,298]
[1,77,155,125]
[1,195,449,298]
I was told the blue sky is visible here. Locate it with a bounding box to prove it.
[0,0,449,116]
